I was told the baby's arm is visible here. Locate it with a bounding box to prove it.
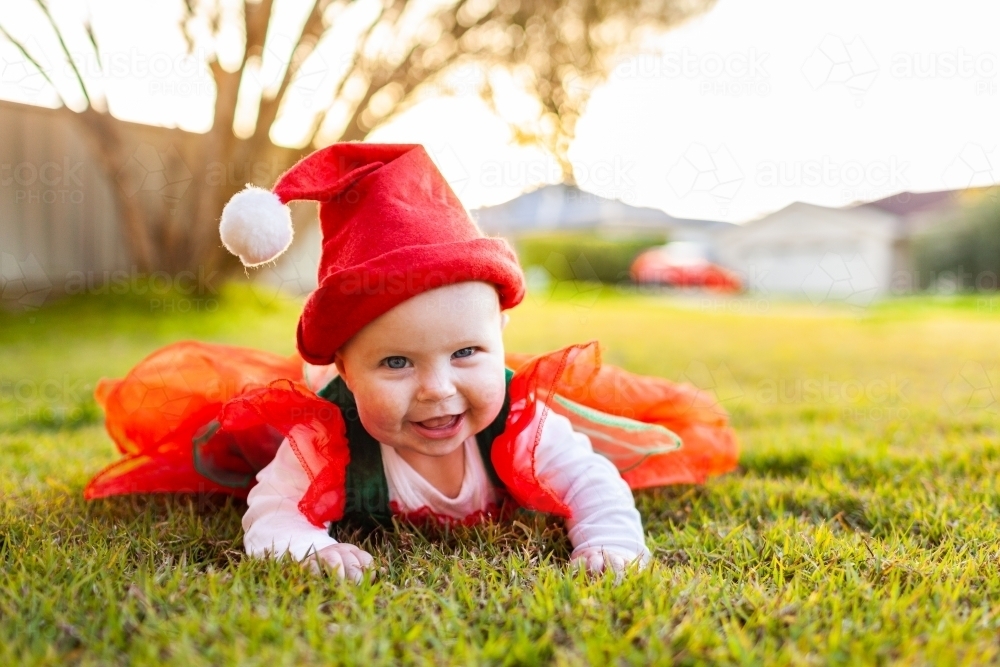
[243,438,373,581]
[531,409,653,574]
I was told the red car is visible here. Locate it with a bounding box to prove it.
[630,243,742,292]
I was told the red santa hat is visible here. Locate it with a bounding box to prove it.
[219,143,525,365]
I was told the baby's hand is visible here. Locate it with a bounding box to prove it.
[571,547,649,577]
[303,543,374,583]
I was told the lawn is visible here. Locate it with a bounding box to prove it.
[2,282,1000,665]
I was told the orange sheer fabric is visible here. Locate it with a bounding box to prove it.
[85,340,739,525]
[84,341,303,499]
[504,342,739,490]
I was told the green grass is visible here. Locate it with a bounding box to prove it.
[3,283,1000,665]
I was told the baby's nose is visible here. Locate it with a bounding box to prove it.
[416,370,457,402]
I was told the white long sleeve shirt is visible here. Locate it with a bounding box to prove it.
[243,370,651,564]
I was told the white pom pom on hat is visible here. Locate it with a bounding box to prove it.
[219,185,293,267]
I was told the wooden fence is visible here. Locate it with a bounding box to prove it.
[0,99,323,310]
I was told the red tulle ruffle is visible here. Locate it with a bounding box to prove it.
[85,339,739,527]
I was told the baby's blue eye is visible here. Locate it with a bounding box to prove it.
[384,356,409,369]
[453,347,475,359]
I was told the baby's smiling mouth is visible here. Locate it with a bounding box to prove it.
[414,414,460,429]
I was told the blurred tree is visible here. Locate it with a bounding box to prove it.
[913,189,1000,292]
[0,0,713,274]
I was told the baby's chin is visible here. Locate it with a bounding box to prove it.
[391,436,467,459]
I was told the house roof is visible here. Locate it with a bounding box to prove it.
[729,190,983,241]
[859,190,962,216]
[470,183,735,237]
[720,200,903,245]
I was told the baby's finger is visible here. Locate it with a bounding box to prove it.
[304,554,336,577]
[339,551,366,584]
[349,547,375,571]
[604,553,627,573]
[303,555,322,576]
[317,552,347,579]
[586,552,606,575]
[570,550,600,574]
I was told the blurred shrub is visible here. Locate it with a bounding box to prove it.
[913,190,1000,291]
[514,232,667,283]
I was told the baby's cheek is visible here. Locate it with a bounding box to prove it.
[355,390,407,437]
[466,377,507,427]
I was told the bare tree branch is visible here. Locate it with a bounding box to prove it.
[338,0,498,142]
[249,0,325,157]
[0,23,68,107]
[82,20,100,57]
[32,0,93,108]
[305,2,388,146]
[178,0,197,52]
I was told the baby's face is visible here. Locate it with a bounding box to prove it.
[333,281,508,460]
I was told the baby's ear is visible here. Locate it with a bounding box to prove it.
[500,312,510,331]
[333,354,348,387]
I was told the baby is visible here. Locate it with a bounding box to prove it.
[242,280,652,581]
[217,143,651,581]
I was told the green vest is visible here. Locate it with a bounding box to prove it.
[317,368,514,533]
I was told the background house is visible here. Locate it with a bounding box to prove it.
[470,183,734,248]
[711,202,903,304]
[710,189,980,303]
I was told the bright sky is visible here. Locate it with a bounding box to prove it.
[1,0,999,222]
